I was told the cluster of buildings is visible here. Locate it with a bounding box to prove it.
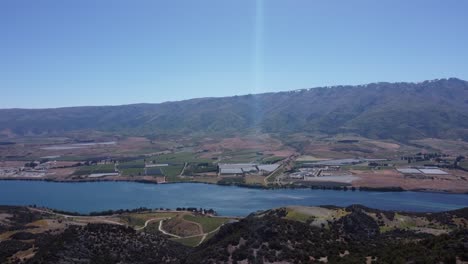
[218,163,279,176]
[0,159,61,179]
[0,167,46,178]
[289,167,352,180]
[287,158,372,181]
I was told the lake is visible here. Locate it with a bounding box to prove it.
[0,180,467,216]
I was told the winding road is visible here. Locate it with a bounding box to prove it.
[137,216,227,246]
[28,207,124,226]
[28,207,225,246]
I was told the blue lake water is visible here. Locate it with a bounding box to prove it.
[0,181,467,216]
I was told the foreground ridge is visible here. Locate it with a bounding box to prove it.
[1,205,467,263]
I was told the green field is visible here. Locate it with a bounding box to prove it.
[171,235,203,247]
[120,212,178,228]
[220,149,267,163]
[459,161,468,170]
[183,163,217,175]
[120,215,146,227]
[218,177,245,185]
[141,221,162,234]
[73,164,115,175]
[285,209,315,223]
[120,168,145,176]
[183,215,229,233]
[55,156,101,161]
[160,164,184,176]
[261,156,284,164]
[150,152,212,164]
[118,160,145,169]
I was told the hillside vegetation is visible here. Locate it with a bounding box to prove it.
[1,78,467,141]
[2,205,468,263]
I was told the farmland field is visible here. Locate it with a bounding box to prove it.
[183,215,230,233]
[145,167,163,176]
[150,152,212,164]
[161,165,184,178]
[459,161,468,170]
[220,149,267,163]
[118,160,145,169]
[261,156,284,164]
[121,168,145,176]
[73,164,115,176]
[171,235,203,247]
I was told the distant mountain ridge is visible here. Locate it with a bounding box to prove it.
[1,78,467,141]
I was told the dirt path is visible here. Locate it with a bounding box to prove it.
[263,154,298,184]
[135,217,166,231]
[158,219,181,238]
[264,165,282,184]
[197,224,223,246]
[28,207,124,226]
[179,162,188,176]
[178,215,204,234]
[29,207,225,246]
[144,215,225,246]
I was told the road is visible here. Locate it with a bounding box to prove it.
[264,166,282,184]
[29,207,226,246]
[28,207,124,226]
[134,217,166,231]
[179,162,188,176]
[157,219,181,238]
[264,154,298,184]
[142,216,228,246]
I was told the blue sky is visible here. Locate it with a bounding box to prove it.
[1,0,468,108]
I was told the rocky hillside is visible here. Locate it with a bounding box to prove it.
[1,205,468,263]
[0,78,467,141]
[27,224,188,264]
[188,205,468,263]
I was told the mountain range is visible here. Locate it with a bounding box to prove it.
[1,78,467,141]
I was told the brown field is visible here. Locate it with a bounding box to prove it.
[161,215,203,237]
[411,138,468,156]
[366,140,401,150]
[285,134,420,159]
[351,169,468,193]
[46,167,77,178]
[0,161,25,167]
[2,133,468,193]
[263,149,296,157]
[245,175,266,185]
[192,176,219,184]
[199,135,295,156]
[0,136,170,161]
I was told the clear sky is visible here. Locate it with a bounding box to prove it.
[1,0,468,108]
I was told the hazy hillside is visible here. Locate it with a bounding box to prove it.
[1,78,467,141]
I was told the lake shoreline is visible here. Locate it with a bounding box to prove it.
[0,177,466,195]
[2,180,468,215]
